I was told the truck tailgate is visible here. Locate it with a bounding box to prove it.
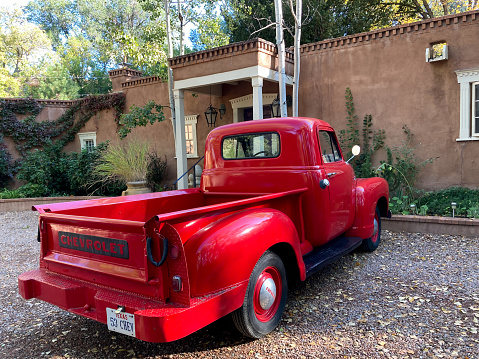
[37,212,164,299]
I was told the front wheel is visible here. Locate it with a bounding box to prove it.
[232,251,287,338]
[360,206,381,252]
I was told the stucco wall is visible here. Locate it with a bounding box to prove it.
[298,12,479,190]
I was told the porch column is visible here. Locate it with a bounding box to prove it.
[251,76,264,120]
[174,89,188,189]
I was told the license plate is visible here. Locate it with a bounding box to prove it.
[106,308,136,337]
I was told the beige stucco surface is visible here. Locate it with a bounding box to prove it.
[298,13,479,190]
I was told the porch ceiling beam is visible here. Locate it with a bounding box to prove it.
[173,65,293,91]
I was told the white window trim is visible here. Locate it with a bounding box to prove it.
[455,69,479,141]
[185,114,199,158]
[229,93,278,123]
[77,132,97,150]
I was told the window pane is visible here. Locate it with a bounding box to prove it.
[186,140,193,154]
[84,140,95,152]
[222,132,280,159]
[318,131,341,163]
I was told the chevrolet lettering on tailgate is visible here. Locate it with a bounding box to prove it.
[58,231,129,259]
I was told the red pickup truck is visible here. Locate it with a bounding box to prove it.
[19,117,389,343]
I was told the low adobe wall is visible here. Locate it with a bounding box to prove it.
[0,197,101,212]
[382,215,479,237]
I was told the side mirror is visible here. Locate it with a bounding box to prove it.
[346,145,361,163]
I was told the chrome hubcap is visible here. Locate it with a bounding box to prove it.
[259,277,277,310]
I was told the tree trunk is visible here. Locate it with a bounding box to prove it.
[178,0,184,55]
[164,0,176,133]
[274,0,287,117]
[292,0,302,118]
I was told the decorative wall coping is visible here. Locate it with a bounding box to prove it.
[0,98,74,107]
[383,214,479,238]
[121,75,165,89]
[108,67,143,78]
[169,38,294,69]
[300,9,479,54]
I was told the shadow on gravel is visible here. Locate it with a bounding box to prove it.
[9,310,254,358]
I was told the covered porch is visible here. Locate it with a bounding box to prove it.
[169,38,294,189]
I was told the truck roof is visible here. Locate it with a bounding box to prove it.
[203,117,337,172]
[209,117,334,137]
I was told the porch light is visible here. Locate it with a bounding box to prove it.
[204,104,218,127]
[219,104,226,118]
[271,97,281,118]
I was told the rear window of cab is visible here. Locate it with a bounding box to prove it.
[222,132,281,160]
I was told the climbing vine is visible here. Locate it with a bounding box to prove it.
[0,94,125,187]
[0,94,125,157]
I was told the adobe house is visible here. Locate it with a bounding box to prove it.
[3,10,479,191]
[105,10,479,190]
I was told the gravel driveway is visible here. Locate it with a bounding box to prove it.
[1,210,478,358]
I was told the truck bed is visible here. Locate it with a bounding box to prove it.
[32,188,307,297]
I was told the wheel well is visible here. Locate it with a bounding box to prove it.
[269,242,300,285]
[377,196,388,217]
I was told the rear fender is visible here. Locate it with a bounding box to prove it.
[345,177,389,239]
[184,208,304,297]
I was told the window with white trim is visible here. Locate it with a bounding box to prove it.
[473,82,479,136]
[185,115,198,158]
[456,69,479,141]
[78,132,97,152]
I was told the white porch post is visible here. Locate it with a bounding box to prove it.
[174,89,188,189]
[252,76,264,120]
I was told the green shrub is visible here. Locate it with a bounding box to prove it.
[69,143,125,196]
[417,187,479,217]
[17,142,125,197]
[146,152,168,192]
[0,183,48,199]
[0,135,15,188]
[17,143,71,196]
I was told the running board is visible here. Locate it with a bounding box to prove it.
[303,236,363,277]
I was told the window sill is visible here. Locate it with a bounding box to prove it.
[456,137,479,142]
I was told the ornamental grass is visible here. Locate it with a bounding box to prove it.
[93,139,150,184]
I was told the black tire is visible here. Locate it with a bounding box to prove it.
[232,251,288,338]
[360,206,381,252]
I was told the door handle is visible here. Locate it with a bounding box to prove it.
[327,172,337,177]
[319,179,330,189]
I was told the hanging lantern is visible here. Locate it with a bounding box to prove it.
[205,104,218,127]
[270,97,281,118]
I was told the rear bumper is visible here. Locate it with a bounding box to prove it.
[18,269,247,343]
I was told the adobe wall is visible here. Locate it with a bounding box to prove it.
[298,11,479,190]
[3,99,70,160]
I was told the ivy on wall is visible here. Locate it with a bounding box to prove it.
[0,94,125,186]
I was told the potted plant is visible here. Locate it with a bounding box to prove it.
[93,139,152,196]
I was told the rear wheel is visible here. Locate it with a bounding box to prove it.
[360,206,381,252]
[232,251,287,338]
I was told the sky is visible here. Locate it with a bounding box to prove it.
[1,0,30,7]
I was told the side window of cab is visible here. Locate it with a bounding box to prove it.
[318,131,342,163]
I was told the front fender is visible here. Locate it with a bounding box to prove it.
[184,208,303,297]
[345,177,389,239]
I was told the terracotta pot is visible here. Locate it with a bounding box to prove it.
[122,181,152,196]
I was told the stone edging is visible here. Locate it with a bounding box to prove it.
[383,215,479,237]
[0,197,101,212]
